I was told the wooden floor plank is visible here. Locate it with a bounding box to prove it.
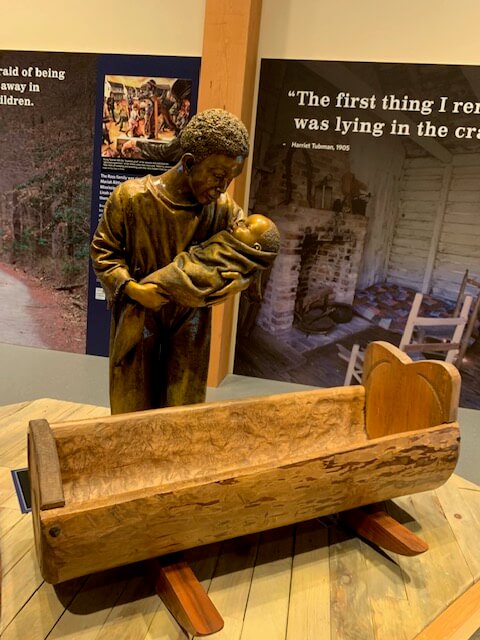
[286,520,330,640]
[2,441,30,470]
[0,401,30,423]
[0,547,44,633]
[1,514,34,576]
[0,505,22,537]
[47,568,131,640]
[414,580,480,640]
[144,605,188,640]
[207,534,259,640]
[0,577,84,640]
[455,480,480,529]
[361,537,411,640]
[435,481,480,579]
[449,475,480,493]
[240,527,294,640]
[94,575,162,640]
[392,492,474,636]
[354,500,413,639]
[329,527,376,640]
[0,466,20,510]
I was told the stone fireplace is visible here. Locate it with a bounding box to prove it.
[256,206,367,335]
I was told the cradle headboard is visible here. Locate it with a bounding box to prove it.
[363,341,460,439]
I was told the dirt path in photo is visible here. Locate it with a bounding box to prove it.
[0,261,86,353]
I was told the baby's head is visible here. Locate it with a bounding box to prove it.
[231,214,280,253]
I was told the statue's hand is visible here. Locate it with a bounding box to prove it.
[125,282,167,310]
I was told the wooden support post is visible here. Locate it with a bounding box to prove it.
[197,0,263,386]
[149,558,224,637]
[340,504,429,556]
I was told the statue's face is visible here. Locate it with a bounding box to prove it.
[186,154,245,205]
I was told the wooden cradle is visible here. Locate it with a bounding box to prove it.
[28,341,460,587]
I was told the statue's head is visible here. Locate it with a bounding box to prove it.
[179,108,249,162]
[178,109,249,205]
[231,214,280,253]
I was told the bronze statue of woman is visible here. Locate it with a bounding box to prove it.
[91,109,257,414]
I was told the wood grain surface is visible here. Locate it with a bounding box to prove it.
[363,341,460,438]
[35,421,458,584]
[27,419,64,509]
[28,343,461,583]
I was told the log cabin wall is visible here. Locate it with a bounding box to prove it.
[386,156,448,292]
[431,154,480,300]
[386,153,480,302]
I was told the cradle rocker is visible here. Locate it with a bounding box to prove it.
[28,341,460,587]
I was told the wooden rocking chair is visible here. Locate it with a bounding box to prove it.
[399,291,473,363]
[340,271,479,385]
[453,270,480,365]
